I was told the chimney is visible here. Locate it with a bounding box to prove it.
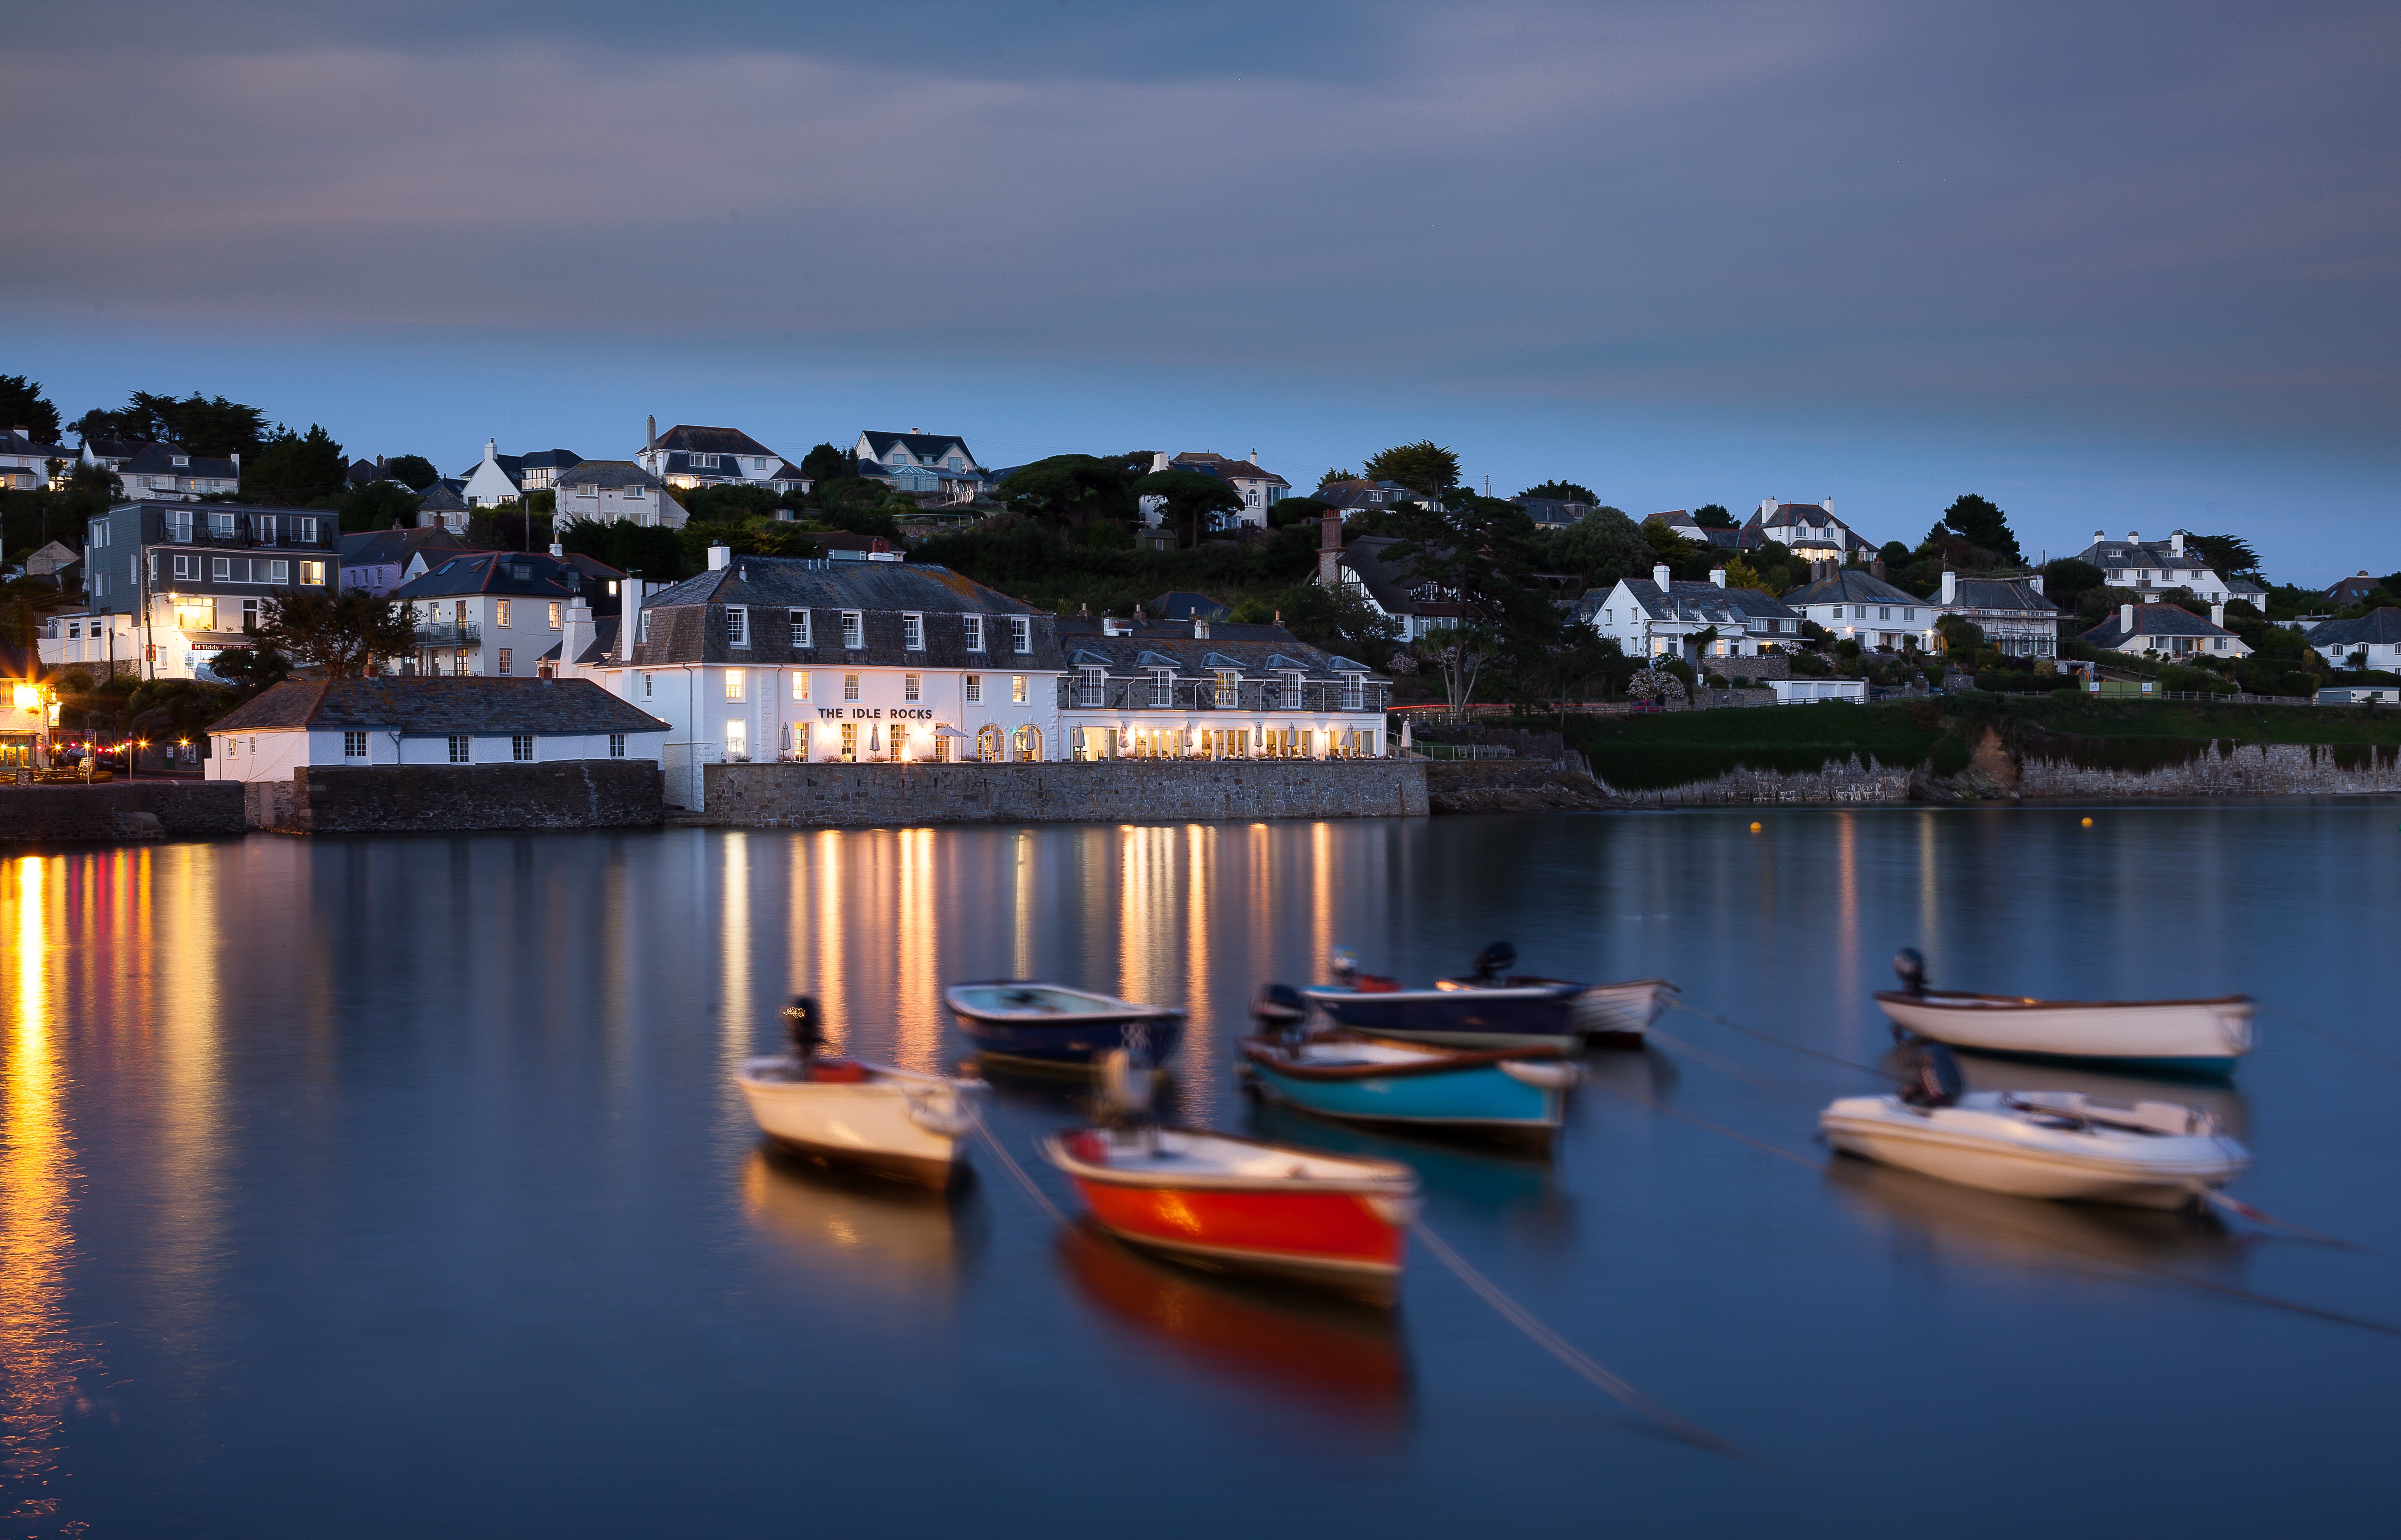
[1940,570,1957,605]
[1709,567,1727,588]
[645,415,656,453]
[1653,563,1671,589]
[2121,602,2135,634]
[2211,602,2224,627]
[707,543,731,571]
[2127,530,2139,542]
[561,598,594,674]
[1868,556,1885,580]
[1317,509,1342,586]
[2093,529,2104,543]
[1193,617,1210,639]
[548,542,564,558]
[2029,574,2044,595]
[2171,530,2186,555]
[1151,451,1168,473]
[622,575,643,662]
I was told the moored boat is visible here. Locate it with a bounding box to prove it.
[943,980,1185,1069]
[1819,1043,2251,1208]
[1303,943,1675,1049]
[737,996,982,1188]
[1241,984,1576,1143]
[1875,949,2252,1074]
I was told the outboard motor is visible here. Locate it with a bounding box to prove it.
[1898,1041,1963,1108]
[780,995,825,1059]
[1096,1039,1158,1154]
[1471,942,1518,985]
[1253,983,1310,1047]
[1329,947,1359,986]
[1892,948,1928,998]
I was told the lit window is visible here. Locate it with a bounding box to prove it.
[791,672,810,701]
[511,734,534,762]
[496,600,512,627]
[302,561,325,585]
[725,720,747,762]
[1214,670,1238,707]
[904,674,921,702]
[449,735,471,764]
[964,674,981,704]
[1151,668,1173,707]
[343,731,367,758]
[789,608,812,646]
[609,733,626,758]
[1010,616,1031,653]
[842,611,863,648]
[725,670,745,701]
[548,602,562,629]
[844,673,860,702]
[840,721,858,758]
[497,648,513,674]
[1011,675,1027,704]
[726,606,748,647]
[964,614,984,651]
[902,613,923,650]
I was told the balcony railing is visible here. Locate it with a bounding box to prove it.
[415,624,482,648]
[1055,677,1387,714]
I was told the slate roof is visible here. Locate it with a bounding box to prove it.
[116,443,237,480]
[1746,504,1869,551]
[1146,591,1231,622]
[79,437,154,462]
[2079,604,2236,646]
[1781,570,1925,607]
[769,460,811,482]
[1585,578,1801,627]
[1336,536,1439,615]
[1172,453,1288,486]
[860,431,976,465]
[2325,571,2381,603]
[1053,618,1383,681]
[395,552,593,601]
[557,458,664,491]
[209,677,667,736]
[1512,497,1591,528]
[338,528,466,568]
[1,430,73,459]
[573,618,621,667]
[1947,578,2061,615]
[656,425,777,458]
[2074,537,2218,575]
[628,557,1058,670]
[2305,608,2401,649]
[415,482,470,515]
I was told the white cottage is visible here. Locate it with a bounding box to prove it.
[205,677,668,782]
[1579,565,1803,663]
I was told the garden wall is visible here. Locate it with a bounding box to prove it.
[0,782,246,843]
[702,759,1427,826]
[246,761,665,833]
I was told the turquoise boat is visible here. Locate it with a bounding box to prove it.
[1239,1035,1577,1146]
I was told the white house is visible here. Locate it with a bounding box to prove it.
[205,677,667,782]
[582,548,1065,808]
[1781,568,1936,652]
[852,431,989,503]
[2304,608,2401,672]
[1936,572,2063,658]
[80,439,240,500]
[392,549,628,679]
[1580,564,1805,663]
[1054,615,1389,762]
[552,459,683,530]
[1165,451,1292,529]
[1770,678,1867,704]
[638,422,807,492]
[2079,602,2252,660]
[1,428,73,490]
[1745,498,1875,559]
[456,441,585,508]
[2074,530,2241,604]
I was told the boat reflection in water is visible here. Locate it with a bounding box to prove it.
[1241,1100,1567,1228]
[740,1148,979,1302]
[1060,1224,1410,1431]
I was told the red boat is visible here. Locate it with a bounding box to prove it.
[1041,1126,1420,1305]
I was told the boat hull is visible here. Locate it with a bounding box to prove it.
[945,981,1185,1067]
[1819,1095,2249,1208]
[1306,978,1673,1049]
[738,1059,968,1189]
[1243,1050,1565,1139]
[1875,990,2251,1074]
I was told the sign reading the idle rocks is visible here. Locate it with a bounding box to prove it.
[816,707,936,720]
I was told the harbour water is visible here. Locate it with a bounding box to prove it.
[3,803,2396,1536]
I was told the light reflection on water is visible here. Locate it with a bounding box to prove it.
[6,805,2400,1538]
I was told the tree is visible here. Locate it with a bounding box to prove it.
[1273,578,1402,666]
[74,392,269,457]
[1520,480,1597,504]
[209,645,290,690]
[1381,493,1557,710]
[1721,554,1770,591]
[1691,503,1735,529]
[340,480,421,532]
[1269,495,1334,529]
[1640,517,1712,581]
[242,425,347,505]
[798,442,851,488]
[1319,468,1358,488]
[1131,469,1243,548]
[256,590,415,676]
[0,376,62,444]
[1000,455,1141,529]
[1362,441,1460,497]
[384,455,437,490]
[1547,505,1647,589]
[1938,493,2021,565]
[2040,558,2106,609]
[2186,535,2261,578]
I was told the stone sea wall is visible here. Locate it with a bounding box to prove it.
[1590,753,1917,807]
[0,782,247,843]
[703,759,1428,827]
[2014,741,2401,799]
[247,761,665,833]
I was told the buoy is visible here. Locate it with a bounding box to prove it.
[2081,817,2093,827]
[1749,821,1762,832]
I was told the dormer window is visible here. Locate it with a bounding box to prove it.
[841,611,863,648]
[789,608,812,646]
[691,453,720,469]
[964,614,984,651]
[726,605,748,647]
[902,613,924,650]
[1010,616,1031,653]
[171,454,189,468]
[1213,670,1239,708]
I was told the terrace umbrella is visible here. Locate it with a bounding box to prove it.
[869,725,882,758]
[1399,718,1412,751]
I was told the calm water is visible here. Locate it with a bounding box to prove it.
[5,805,2398,1537]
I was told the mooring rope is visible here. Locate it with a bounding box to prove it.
[965,1104,1067,1228]
[1643,1025,1836,1099]
[1668,1000,1891,1078]
[2263,1005,2401,1075]
[1410,1219,1757,1464]
[1584,1071,1829,1171]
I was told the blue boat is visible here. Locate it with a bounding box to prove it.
[1239,1034,1576,1145]
[1304,944,1677,1050]
[943,981,1184,1070]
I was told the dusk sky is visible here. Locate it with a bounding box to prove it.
[5,1,2394,579]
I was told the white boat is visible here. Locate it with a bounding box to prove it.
[737,1055,980,1188]
[1874,989,2253,1074]
[1820,1088,2251,1208]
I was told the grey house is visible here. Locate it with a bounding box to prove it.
[55,499,335,680]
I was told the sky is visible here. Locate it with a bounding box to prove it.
[3,0,2395,581]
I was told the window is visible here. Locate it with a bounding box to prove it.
[1878,606,1891,621]
[637,612,651,643]
[343,731,367,759]
[904,674,921,702]
[449,735,471,764]
[253,514,277,543]
[840,721,858,759]
[1011,675,1028,704]
[1213,670,1238,707]
[789,608,812,646]
[725,669,745,701]
[641,672,654,700]
[511,734,534,762]
[692,453,720,469]
[269,560,291,584]
[497,648,512,674]
[726,606,748,647]
[963,614,984,651]
[1010,616,1031,653]
[791,672,810,701]
[841,611,863,649]
[1151,668,1173,707]
[1831,605,1844,619]
[296,517,318,542]
[1905,608,1917,622]
[172,554,197,580]
[496,600,512,627]
[1078,666,1104,707]
[213,557,231,580]
[89,521,107,548]
[843,673,860,702]
[168,509,193,542]
[609,733,627,758]
[300,561,325,585]
[964,674,981,704]
[902,613,923,650]
[209,512,236,538]
[548,602,561,629]
[1341,673,1364,710]
[173,596,214,629]
[725,720,747,762]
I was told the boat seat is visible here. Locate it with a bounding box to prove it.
[1356,975,1401,994]
[1067,1131,1110,1164]
[807,1059,867,1084]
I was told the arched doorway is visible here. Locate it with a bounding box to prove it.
[1012,724,1043,761]
[976,723,1006,762]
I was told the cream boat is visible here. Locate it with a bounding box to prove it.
[1819,1088,2251,1208]
[737,1055,980,1188]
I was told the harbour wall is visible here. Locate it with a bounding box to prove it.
[245,762,665,833]
[0,781,248,843]
[702,759,1428,827]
